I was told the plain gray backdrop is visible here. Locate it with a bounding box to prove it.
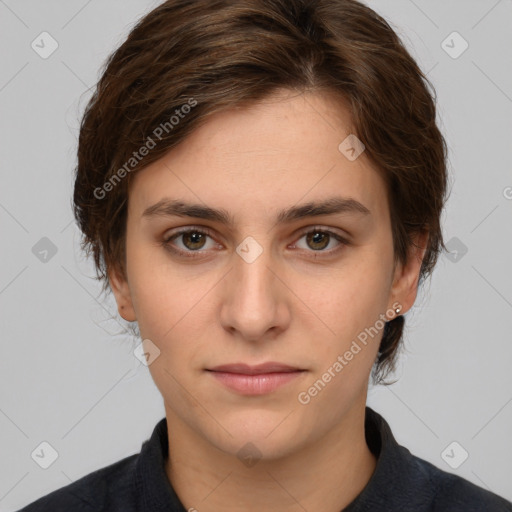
[1,0,511,509]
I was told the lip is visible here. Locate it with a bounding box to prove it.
[206,362,306,395]
[208,362,302,375]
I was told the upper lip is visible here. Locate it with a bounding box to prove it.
[207,362,303,375]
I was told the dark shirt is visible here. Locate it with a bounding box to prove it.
[17,406,512,511]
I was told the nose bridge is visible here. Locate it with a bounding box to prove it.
[237,243,273,298]
[220,236,287,340]
[235,237,277,311]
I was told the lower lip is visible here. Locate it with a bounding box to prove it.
[208,371,304,395]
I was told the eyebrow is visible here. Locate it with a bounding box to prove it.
[142,196,371,225]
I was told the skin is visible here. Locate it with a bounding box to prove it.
[110,88,427,512]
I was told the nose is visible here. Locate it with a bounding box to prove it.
[219,244,291,343]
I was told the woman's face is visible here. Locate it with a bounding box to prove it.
[111,89,423,459]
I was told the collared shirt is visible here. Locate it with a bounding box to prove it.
[17,407,512,511]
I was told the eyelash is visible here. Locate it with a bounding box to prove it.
[161,226,350,260]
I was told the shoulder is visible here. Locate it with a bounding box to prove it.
[409,453,512,511]
[16,453,139,512]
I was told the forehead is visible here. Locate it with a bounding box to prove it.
[128,90,389,224]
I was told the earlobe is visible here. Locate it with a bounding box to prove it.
[388,231,429,317]
[108,266,137,322]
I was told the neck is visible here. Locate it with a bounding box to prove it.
[164,400,376,512]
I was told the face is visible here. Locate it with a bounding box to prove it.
[110,89,425,460]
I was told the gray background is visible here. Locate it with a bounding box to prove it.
[1,0,511,509]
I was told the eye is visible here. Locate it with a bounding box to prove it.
[292,227,349,255]
[162,227,219,258]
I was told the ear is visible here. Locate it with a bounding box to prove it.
[108,265,137,322]
[387,230,429,316]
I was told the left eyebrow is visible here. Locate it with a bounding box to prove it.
[141,196,371,225]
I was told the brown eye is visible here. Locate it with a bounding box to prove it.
[181,231,207,250]
[162,227,218,258]
[305,231,331,251]
[291,227,350,258]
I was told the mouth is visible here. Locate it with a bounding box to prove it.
[206,362,306,395]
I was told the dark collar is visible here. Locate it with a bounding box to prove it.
[343,406,436,510]
[132,406,434,511]
[133,415,185,511]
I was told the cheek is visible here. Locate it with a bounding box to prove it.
[125,237,197,335]
[130,272,211,406]
[291,251,393,396]
[131,275,205,343]
[294,269,390,415]
[302,252,392,336]
[127,260,220,378]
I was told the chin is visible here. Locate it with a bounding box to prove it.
[201,409,313,462]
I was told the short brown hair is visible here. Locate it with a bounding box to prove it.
[73,0,448,384]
